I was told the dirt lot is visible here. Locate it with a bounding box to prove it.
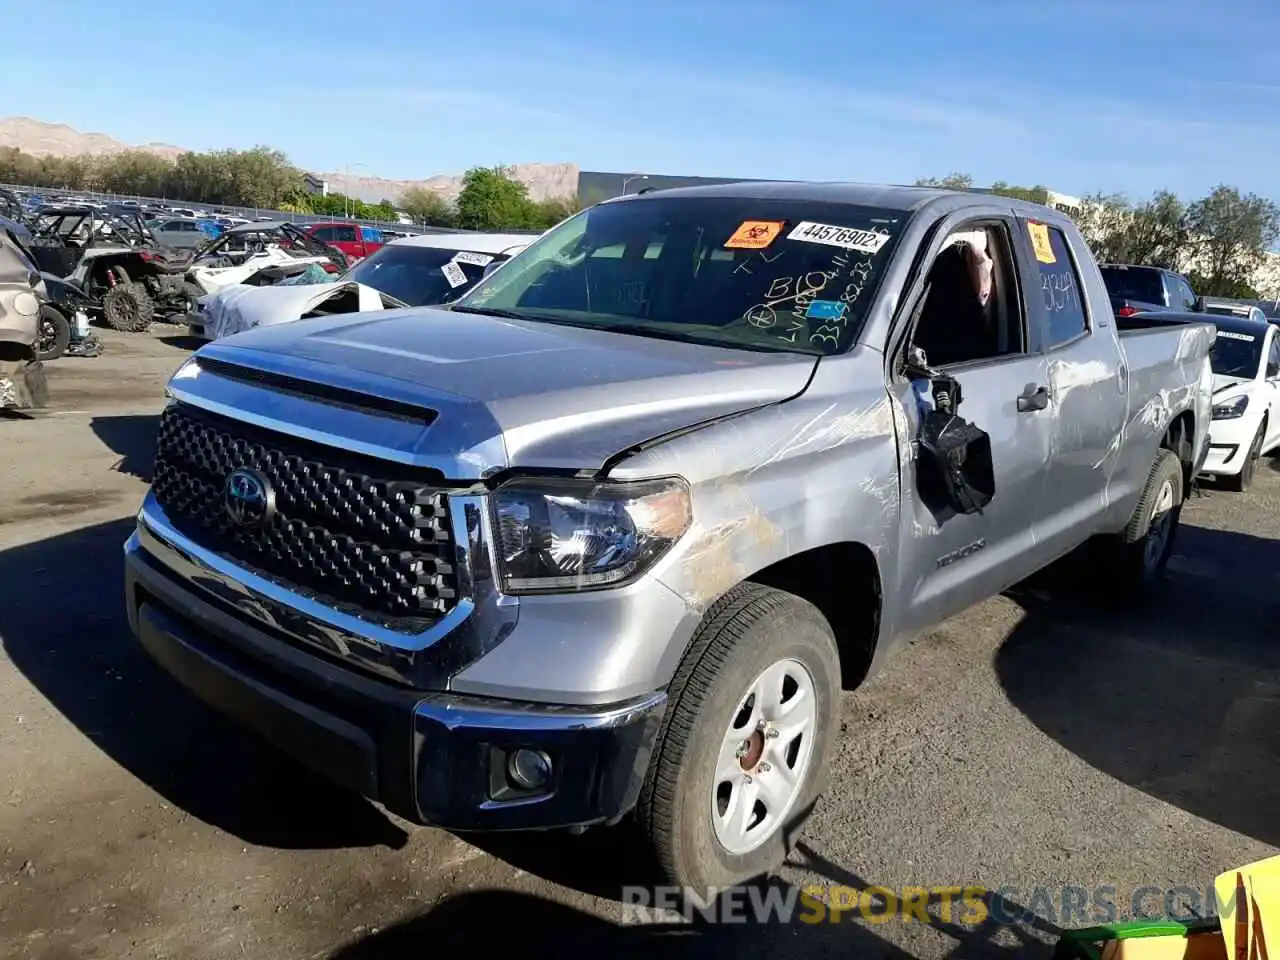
[1,328,1277,959]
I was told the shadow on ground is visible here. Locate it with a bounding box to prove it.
[90,413,160,480]
[0,517,407,851]
[329,841,1060,959]
[157,334,206,352]
[998,521,1280,849]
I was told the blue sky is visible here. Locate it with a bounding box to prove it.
[8,0,1280,201]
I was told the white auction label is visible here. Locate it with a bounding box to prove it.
[787,221,890,253]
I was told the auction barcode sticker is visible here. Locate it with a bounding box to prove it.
[787,221,890,254]
[1216,331,1255,341]
[441,261,469,288]
[452,250,494,267]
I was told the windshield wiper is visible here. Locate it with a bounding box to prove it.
[448,305,533,321]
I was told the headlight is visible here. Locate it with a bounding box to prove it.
[493,477,692,593]
[1211,395,1248,420]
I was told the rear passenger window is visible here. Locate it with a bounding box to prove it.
[1029,222,1087,348]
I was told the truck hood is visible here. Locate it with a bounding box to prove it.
[195,306,817,473]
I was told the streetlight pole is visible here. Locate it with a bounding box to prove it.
[621,174,649,196]
[343,162,367,219]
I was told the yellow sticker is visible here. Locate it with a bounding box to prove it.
[725,220,785,250]
[1028,221,1056,264]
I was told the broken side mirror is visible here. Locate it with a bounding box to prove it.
[914,371,995,517]
[1194,295,1207,313]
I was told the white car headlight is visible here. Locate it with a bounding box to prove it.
[493,477,692,593]
[1211,395,1249,420]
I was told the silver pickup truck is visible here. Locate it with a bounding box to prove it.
[124,182,1213,894]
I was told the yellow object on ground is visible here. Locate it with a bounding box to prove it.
[1054,854,1276,960]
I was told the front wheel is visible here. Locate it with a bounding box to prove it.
[1224,421,1265,492]
[635,582,841,893]
[36,304,71,361]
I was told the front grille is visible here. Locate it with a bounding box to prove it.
[151,403,458,631]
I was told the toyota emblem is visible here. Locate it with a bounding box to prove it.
[224,467,275,529]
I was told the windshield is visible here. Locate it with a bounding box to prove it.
[344,243,504,306]
[1100,266,1164,304]
[35,213,87,238]
[1210,330,1263,378]
[451,196,906,355]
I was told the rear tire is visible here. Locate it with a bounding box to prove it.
[1094,448,1183,594]
[635,582,841,894]
[1224,421,1264,492]
[101,282,155,332]
[36,304,70,361]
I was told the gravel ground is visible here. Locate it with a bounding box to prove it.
[1,328,1276,959]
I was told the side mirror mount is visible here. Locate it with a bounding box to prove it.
[1267,361,1280,380]
[1194,295,1207,313]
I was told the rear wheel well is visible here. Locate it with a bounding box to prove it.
[747,542,881,690]
[1162,411,1195,489]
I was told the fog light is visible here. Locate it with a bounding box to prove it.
[507,748,552,790]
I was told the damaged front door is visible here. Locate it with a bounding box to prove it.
[888,217,1053,633]
[890,356,1051,632]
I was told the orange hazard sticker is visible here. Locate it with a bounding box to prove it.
[1027,222,1056,264]
[725,220,785,250]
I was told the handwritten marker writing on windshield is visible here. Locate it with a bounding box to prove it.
[805,300,847,321]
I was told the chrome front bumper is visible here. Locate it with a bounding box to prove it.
[125,515,667,829]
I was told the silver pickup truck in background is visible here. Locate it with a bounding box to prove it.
[124,183,1214,895]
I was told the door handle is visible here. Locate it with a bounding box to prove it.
[1017,385,1050,412]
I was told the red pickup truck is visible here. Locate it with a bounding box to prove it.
[302,222,385,262]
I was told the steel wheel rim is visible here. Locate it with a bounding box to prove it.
[38,316,56,352]
[710,657,817,855]
[1144,478,1176,571]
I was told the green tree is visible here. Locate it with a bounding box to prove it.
[1187,271,1259,299]
[1186,185,1280,296]
[988,180,1050,205]
[527,194,583,229]
[913,173,974,190]
[399,185,455,226]
[454,165,536,230]
[1078,190,1189,268]
[99,149,172,198]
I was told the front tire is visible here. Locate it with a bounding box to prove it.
[36,304,70,361]
[1224,421,1265,492]
[636,582,841,893]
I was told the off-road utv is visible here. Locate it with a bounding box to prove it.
[25,206,201,332]
[0,187,32,246]
[183,220,346,295]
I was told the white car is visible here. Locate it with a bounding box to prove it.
[1203,299,1269,325]
[1200,313,1280,491]
[188,231,534,341]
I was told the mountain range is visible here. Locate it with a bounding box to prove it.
[0,116,580,204]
